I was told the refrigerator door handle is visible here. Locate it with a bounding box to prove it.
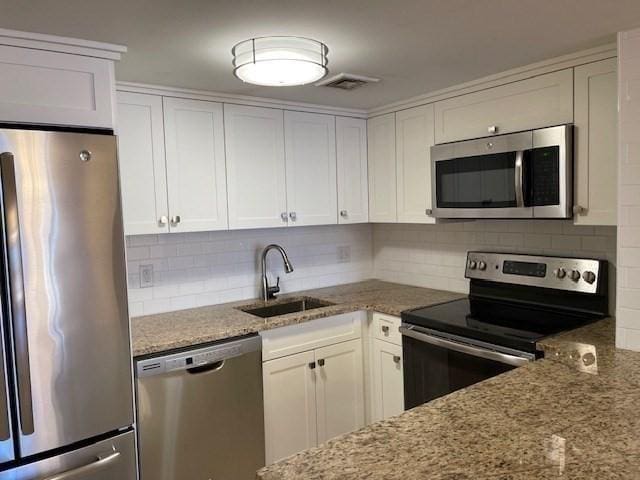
[41,450,121,480]
[0,152,34,436]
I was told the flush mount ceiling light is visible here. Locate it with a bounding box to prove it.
[232,36,328,87]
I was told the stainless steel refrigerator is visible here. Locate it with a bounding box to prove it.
[0,129,136,479]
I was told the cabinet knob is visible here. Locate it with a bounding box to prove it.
[573,205,587,216]
[308,362,316,370]
[289,212,297,222]
[340,210,348,217]
[393,355,401,364]
[158,215,168,226]
[381,325,390,334]
[425,209,432,216]
[318,359,325,367]
[170,215,181,225]
[280,212,288,222]
[488,125,498,134]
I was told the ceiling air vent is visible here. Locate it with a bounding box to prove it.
[316,73,380,90]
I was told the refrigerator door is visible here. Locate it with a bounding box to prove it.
[0,130,133,458]
[0,430,137,480]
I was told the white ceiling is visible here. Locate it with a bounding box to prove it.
[2,0,640,110]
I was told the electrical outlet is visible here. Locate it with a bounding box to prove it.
[337,246,351,263]
[139,264,154,288]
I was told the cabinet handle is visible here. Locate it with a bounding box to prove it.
[381,325,390,334]
[171,215,181,225]
[393,355,401,364]
[318,359,325,367]
[280,212,288,222]
[340,210,348,217]
[488,125,498,134]
[573,205,587,216]
[308,361,316,370]
[158,215,168,226]
[289,212,297,222]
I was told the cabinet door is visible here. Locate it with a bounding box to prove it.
[116,92,169,235]
[315,339,365,444]
[368,113,397,222]
[434,69,574,144]
[574,59,618,225]
[396,105,436,223]
[336,117,369,224]
[163,98,228,232]
[371,339,404,422]
[284,111,337,226]
[263,351,317,464]
[224,105,287,229]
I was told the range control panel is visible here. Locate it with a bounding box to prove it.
[465,252,604,294]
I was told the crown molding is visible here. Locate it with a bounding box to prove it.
[368,43,617,117]
[116,81,368,118]
[0,28,126,60]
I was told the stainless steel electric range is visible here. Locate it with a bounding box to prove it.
[401,251,608,410]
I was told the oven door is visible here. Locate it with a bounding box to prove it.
[431,130,533,219]
[400,325,533,410]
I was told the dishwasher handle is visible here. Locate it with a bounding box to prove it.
[187,360,225,375]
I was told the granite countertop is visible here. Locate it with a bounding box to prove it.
[130,280,464,357]
[258,317,640,479]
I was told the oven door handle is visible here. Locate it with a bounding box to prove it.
[399,326,531,367]
[514,150,525,208]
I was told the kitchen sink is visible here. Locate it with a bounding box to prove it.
[240,297,334,318]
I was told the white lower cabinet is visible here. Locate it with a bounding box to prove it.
[315,339,365,443]
[371,339,404,422]
[261,313,365,464]
[262,350,318,464]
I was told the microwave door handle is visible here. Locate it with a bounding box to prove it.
[0,153,34,436]
[514,151,525,208]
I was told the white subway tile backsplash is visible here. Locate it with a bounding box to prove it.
[617,29,640,350]
[127,224,374,315]
[373,221,617,313]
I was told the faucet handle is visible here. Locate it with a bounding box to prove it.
[266,277,281,299]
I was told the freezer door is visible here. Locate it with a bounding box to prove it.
[0,130,133,458]
[0,430,137,480]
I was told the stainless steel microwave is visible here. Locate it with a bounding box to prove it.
[430,125,572,219]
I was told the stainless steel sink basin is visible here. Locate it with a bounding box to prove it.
[240,297,333,318]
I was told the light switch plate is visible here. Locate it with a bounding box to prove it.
[337,246,351,263]
[140,264,154,288]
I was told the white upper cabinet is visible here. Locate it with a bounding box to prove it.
[284,111,337,226]
[163,98,228,232]
[573,58,618,225]
[368,113,397,222]
[116,92,169,235]
[336,117,369,224]
[434,69,574,144]
[224,104,287,229]
[395,105,436,223]
[0,44,119,129]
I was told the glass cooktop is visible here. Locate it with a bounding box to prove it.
[402,297,601,354]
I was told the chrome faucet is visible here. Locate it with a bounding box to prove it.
[261,244,294,301]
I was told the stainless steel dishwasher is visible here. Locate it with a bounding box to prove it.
[135,334,265,480]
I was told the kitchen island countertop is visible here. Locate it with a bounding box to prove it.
[258,317,640,479]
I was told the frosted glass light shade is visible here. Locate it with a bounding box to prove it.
[232,36,328,87]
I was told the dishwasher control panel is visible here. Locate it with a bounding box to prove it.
[136,335,261,378]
